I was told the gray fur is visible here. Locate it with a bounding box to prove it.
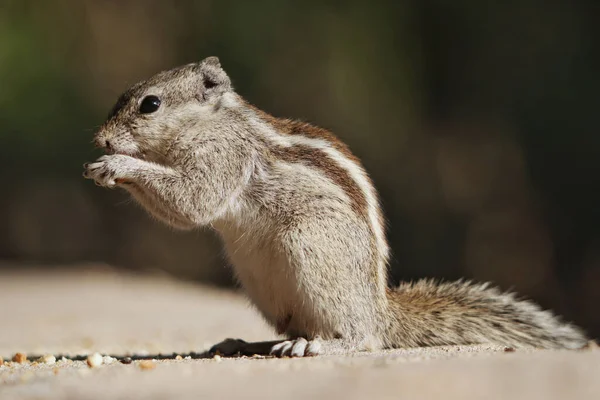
[83,57,588,356]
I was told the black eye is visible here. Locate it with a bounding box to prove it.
[139,95,161,114]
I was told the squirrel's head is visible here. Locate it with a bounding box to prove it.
[94,56,233,162]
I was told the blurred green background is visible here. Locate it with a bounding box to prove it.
[1,1,598,339]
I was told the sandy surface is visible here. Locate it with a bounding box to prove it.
[0,266,598,399]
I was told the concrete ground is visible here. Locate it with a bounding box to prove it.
[0,265,598,399]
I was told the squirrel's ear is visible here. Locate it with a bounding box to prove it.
[197,56,231,96]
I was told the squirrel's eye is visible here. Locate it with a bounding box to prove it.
[139,95,161,114]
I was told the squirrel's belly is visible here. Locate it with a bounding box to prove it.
[220,240,342,338]
[214,220,358,339]
[217,228,302,331]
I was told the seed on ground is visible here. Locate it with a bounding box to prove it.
[139,360,156,370]
[102,356,116,364]
[86,353,103,368]
[12,353,27,363]
[39,354,56,364]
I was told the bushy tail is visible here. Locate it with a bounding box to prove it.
[384,279,588,349]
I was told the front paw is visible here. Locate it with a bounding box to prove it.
[83,154,136,188]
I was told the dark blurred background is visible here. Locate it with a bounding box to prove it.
[0,1,598,339]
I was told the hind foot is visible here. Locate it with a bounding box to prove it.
[209,337,361,358]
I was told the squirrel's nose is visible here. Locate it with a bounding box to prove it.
[94,136,112,152]
[104,139,113,152]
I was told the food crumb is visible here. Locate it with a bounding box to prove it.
[213,354,222,362]
[86,353,103,368]
[139,360,156,370]
[175,355,183,360]
[12,352,27,363]
[39,354,56,365]
[102,356,116,365]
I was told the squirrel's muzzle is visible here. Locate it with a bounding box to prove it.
[93,124,118,154]
[93,125,140,157]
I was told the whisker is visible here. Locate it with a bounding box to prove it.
[114,197,135,207]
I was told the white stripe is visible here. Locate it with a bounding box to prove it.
[245,112,389,270]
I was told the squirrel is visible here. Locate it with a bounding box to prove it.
[83,56,588,357]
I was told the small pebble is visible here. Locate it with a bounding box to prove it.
[120,357,133,364]
[139,360,156,370]
[12,353,27,363]
[102,356,116,365]
[86,353,103,368]
[38,355,56,365]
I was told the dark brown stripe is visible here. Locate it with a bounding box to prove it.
[270,144,367,218]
